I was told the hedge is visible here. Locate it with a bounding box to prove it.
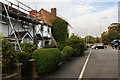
[65,35,85,56]
[62,46,73,60]
[17,52,30,63]
[2,39,17,75]
[51,17,68,43]
[44,43,57,48]
[32,48,63,75]
[20,43,37,54]
[17,52,31,77]
[44,42,65,51]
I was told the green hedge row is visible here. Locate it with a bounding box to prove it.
[65,35,85,56]
[20,43,37,54]
[2,39,17,75]
[17,52,31,77]
[32,48,63,75]
[17,52,30,63]
[62,46,73,60]
[51,17,68,43]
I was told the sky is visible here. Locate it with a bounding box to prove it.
[3,0,119,37]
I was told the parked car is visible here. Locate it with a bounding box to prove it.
[91,45,96,49]
[89,44,94,48]
[95,44,104,49]
[118,41,120,50]
[91,43,105,49]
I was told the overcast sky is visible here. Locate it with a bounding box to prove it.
[3,0,119,37]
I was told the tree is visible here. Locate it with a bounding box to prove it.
[85,35,100,43]
[101,32,110,44]
[102,30,120,44]
[65,35,85,56]
[108,23,120,32]
[107,30,120,41]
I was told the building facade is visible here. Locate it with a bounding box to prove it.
[1,1,52,50]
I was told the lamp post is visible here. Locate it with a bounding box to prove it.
[100,17,107,43]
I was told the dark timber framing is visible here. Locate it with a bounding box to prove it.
[1,0,42,49]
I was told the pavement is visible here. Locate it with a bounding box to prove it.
[43,49,90,79]
[82,48,118,79]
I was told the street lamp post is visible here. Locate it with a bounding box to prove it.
[100,17,107,43]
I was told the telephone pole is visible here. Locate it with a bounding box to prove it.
[86,28,87,45]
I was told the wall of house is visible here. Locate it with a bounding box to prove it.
[43,25,51,38]
[67,25,73,38]
[36,24,52,49]
[2,18,52,49]
[2,19,34,37]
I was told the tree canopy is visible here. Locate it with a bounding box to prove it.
[101,23,120,44]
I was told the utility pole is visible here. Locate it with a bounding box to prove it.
[86,28,87,45]
[100,22,102,43]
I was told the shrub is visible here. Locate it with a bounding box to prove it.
[2,39,17,75]
[32,48,63,75]
[57,42,65,51]
[44,42,65,51]
[62,46,73,60]
[20,43,37,54]
[44,43,57,48]
[16,52,30,63]
[51,17,68,43]
[16,52,31,77]
[65,35,85,57]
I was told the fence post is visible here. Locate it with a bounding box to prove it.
[29,59,38,79]
[16,63,22,78]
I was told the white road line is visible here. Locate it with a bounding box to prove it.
[78,49,92,80]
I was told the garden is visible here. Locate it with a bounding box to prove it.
[1,16,86,79]
[2,34,86,79]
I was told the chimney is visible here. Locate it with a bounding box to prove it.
[51,8,56,16]
[29,10,37,17]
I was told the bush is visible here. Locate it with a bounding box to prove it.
[17,52,30,63]
[32,48,63,75]
[2,39,17,75]
[65,35,85,57]
[62,46,73,60]
[20,43,37,54]
[44,43,57,48]
[16,52,31,77]
[57,42,65,51]
[51,17,68,43]
[44,42,65,51]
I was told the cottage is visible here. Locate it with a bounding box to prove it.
[36,8,73,38]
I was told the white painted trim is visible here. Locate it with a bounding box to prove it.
[22,32,33,41]
[78,49,92,80]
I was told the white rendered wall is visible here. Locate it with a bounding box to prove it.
[67,25,73,38]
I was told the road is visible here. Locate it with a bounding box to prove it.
[82,48,118,79]
[43,48,119,80]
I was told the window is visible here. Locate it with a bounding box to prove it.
[45,41,49,45]
[23,38,30,43]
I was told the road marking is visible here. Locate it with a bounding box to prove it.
[78,49,92,80]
